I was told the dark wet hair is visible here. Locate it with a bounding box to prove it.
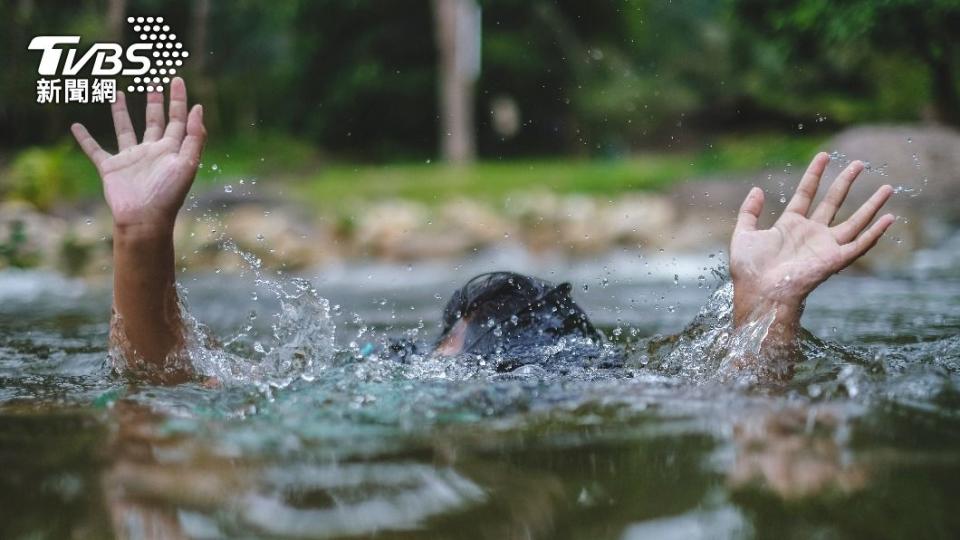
[438,271,601,356]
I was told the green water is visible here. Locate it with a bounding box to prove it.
[1,259,958,539]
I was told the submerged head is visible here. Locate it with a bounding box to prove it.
[433,271,601,357]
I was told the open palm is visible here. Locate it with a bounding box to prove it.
[71,78,206,229]
[731,153,895,306]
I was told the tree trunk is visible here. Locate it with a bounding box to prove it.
[930,54,960,125]
[106,0,126,41]
[191,0,210,73]
[432,0,479,164]
[189,0,217,131]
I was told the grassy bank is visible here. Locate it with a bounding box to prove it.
[296,134,823,207]
[2,132,823,210]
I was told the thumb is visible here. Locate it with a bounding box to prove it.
[735,187,764,233]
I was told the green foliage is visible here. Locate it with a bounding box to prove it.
[0,0,951,167]
[2,144,99,211]
[0,220,39,269]
[733,0,960,123]
[58,233,93,276]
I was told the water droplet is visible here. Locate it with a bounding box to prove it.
[223,184,233,193]
[211,163,219,171]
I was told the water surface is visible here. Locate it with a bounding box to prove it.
[1,247,958,539]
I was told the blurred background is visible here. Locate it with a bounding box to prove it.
[1,0,959,276]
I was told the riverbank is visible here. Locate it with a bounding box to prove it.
[1,125,956,276]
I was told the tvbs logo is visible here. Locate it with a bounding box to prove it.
[28,16,189,104]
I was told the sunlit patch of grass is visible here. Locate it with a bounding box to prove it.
[300,156,691,206]
[690,133,825,174]
[298,134,825,208]
[194,132,321,184]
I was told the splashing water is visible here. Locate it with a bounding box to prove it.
[180,240,337,391]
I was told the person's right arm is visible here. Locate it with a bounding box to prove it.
[728,152,894,378]
[71,77,206,384]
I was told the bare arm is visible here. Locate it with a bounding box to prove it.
[729,152,895,374]
[71,78,206,384]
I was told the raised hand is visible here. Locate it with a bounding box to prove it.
[71,77,206,232]
[730,152,895,333]
[70,78,206,383]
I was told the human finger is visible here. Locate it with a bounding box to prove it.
[810,160,864,224]
[840,213,895,263]
[142,89,166,142]
[832,184,893,244]
[178,104,206,166]
[110,91,138,150]
[784,152,830,216]
[164,77,188,143]
[70,123,110,168]
[735,186,764,233]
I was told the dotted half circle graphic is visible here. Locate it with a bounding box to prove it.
[125,16,190,93]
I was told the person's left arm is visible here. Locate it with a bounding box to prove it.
[71,78,206,383]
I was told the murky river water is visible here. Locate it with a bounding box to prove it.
[1,244,958,539]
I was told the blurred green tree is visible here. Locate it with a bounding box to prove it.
[734,0,960,124]
[0,0,954,163]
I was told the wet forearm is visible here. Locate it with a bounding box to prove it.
[111,222,186,378]
[731,284,804,379]
[732,288,802,345]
